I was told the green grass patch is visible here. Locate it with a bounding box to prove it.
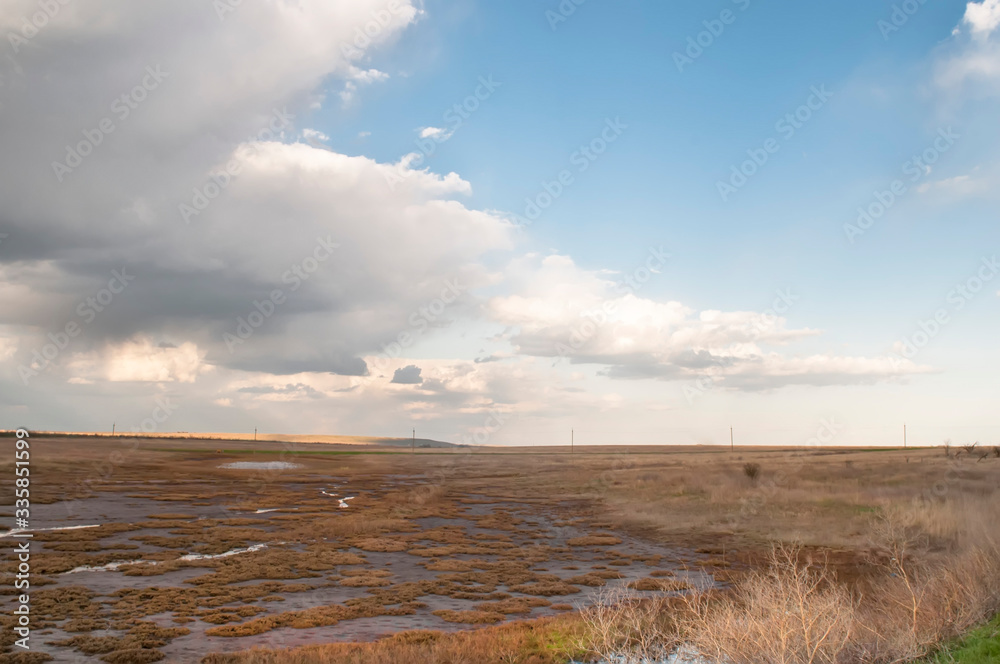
[918,614,1000,663]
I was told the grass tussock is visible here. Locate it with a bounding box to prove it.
[627,577,692,592]
[200,615,588,664]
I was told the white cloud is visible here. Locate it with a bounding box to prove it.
[302,128,330,143]
[965,0,1000,37]
[916,169,997,197]
[419,126,455,141]
[340,67,391,105]
[0,337,18,361]
[69,338,208,383]
[937,0,1000,94]
[487,254,927,389]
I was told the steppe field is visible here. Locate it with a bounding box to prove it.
[2,435,1000,663]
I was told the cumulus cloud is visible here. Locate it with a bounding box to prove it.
[302,128,330,144]
[936,0,1000,95]
[65,338,208,384]
[419,126,455,142]
[0,0,516,425]
[391,365,424,384]
[0,0,513,387]
[965,0,1000,37]
[487,254,927,390]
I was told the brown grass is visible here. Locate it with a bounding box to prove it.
[200,615,588,664]
[431,609,505,624]
[627,577,692,592]
[585,499,1000,664]
[566,535,622,546]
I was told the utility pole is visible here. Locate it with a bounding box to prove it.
[112,423,115,436]
[903,423,906,449]
[412,428,415,454]
[254,427,257,442]
[571,428,574,454]
[730,426,734,452]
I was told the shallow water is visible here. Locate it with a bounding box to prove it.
[219,461,303,469]
[2,484,718,661]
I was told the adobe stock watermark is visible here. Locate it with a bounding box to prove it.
[673,0,752,73]
[717,84,832,202]
[545,0,590,31]
[555,245,668,357]
[726,417,842,525]
[512,117,627,230]
[877,0,931,41]
[6,0,73,55]
[367,277,465,376]
[18,268,135,385]
[384,76,501,191]
[459,406,514,446]
[843,127,959,244]
[337,1,412,58]
[179,108,294,223]
[51,65,169,183]
[683,288,799,405]
[223,236,339,352]
[64,395,180,519]
[890,255,998,364]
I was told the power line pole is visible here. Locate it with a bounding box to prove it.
[571,428,574,454]
[412,428,415,454]
[903,423,906,449]
[254,427,257,442]
[730,426,734,452]
[112,422,115,437]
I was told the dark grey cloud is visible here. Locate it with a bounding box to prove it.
[391,365,423,384]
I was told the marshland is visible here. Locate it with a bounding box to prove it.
[2,434,999,663]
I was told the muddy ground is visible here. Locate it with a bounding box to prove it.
[0,437,724,662]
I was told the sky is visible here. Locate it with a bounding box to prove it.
[0,0,997,447]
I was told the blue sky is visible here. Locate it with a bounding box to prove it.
[1,0,997,445]
[318,0,994,315]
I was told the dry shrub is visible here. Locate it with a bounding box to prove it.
[850,506,1000,662]
[581,585,678,664]
[676,502,1000,664]
[683,546,855,664]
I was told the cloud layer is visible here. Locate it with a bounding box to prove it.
[0,0,940,441]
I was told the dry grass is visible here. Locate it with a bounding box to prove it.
[201,615,588,664]
[566,535,622,546]
[627,577,691,592]
[584,497,1000,664]
[431,609,505,624]
[682,547,856,664]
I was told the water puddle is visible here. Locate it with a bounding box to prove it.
[0,524,100,538]
[219,461,303,470]
[65,543,269,573]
